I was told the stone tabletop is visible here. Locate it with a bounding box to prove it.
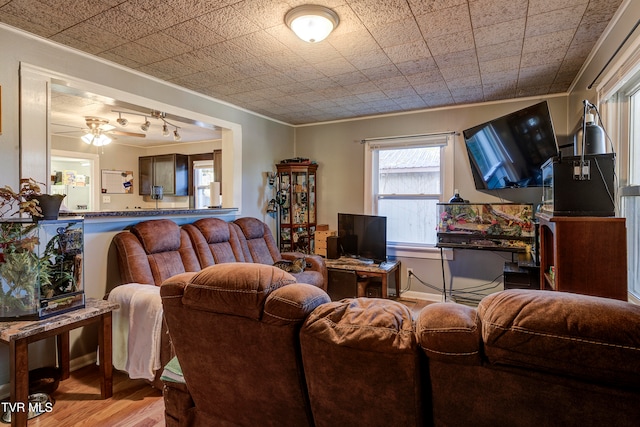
[326,257,399,273]
[0,298,119,343]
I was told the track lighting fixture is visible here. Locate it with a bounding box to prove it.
[116,112,128,126]
[112,110,183,141]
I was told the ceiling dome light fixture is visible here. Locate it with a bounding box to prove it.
[285,5,339,43]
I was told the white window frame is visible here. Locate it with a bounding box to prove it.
[596,35,640,302]
[364,133,455,259]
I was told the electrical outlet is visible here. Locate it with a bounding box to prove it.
[102,195,111,203]
[407,268,414,278]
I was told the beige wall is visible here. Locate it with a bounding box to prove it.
[0,0,637,393]
[294,96,569,299]
[0,24,294,391]
[0,24,294,220]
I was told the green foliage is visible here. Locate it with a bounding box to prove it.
[0,251,50,313]
[0,221,80,317]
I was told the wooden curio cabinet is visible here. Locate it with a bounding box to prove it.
[276,162,317,253]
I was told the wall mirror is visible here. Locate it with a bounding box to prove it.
[20,63,242,213]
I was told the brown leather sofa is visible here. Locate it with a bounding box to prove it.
[161,283,640,427]
[113,217,327,289]
[161,263,330,427]
[417,290,640,426]
[111,216,327,388]
[300,297,424,427]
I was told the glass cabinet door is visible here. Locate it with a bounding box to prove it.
[276,163,317,254]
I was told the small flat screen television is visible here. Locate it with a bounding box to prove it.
[463,101,559,190]
[337,213,387,264]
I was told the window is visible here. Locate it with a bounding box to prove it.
[622,86,640,300]
[599,53,640,301]
[364,133,454,258]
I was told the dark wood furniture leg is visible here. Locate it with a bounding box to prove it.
[56,332,70,380]
[9,338,28,427]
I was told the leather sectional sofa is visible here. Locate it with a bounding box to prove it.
[113,217,640,426]
[111,216,327,387]
[159,262,640,427]
[113,216,327,290]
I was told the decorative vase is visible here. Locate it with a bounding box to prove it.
[33,194,66,220]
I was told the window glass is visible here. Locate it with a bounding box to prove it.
[630,90,640,185]
[367,135,451,249]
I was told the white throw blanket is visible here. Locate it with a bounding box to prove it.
[108,283,163,381]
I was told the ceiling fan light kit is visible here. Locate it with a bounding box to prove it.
[285,5,339,43]
[81,132,112,146]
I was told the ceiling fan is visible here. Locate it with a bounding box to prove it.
[54,116,146,146]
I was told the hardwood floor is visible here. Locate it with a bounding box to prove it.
[27,365,164,427]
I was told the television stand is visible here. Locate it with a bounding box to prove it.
[326,257,401,300]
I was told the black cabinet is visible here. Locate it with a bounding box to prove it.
[139,154,188,196]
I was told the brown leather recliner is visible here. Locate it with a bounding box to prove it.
[234,217,327,290]
[113,218,201,286]
[417,289,640,426]
[300,297,424,427]
[161,263,331,427]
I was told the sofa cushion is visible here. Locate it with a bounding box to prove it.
[302,297,416,352]
[233,217,281,264]
[479,289,640,387]
[300,298,422,426]
[417,302,482,365]
[116,219,200,286]
[131,219,181,254]
[186,218,245,266]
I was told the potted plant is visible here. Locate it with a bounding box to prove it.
[0,178,44,218]
[0,178,66,220]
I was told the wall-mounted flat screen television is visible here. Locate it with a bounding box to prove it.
[463,101,559,190]
[337,213,387,264]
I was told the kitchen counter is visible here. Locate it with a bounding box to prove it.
[60,207,238,219]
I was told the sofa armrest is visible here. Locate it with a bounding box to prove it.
[281,252,326,273]
[417,302,482,365]
[263,283,331,326]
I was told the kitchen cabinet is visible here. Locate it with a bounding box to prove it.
[139,154,188,196]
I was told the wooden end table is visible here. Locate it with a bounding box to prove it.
[0,298,119,427]
[326,258,401,299]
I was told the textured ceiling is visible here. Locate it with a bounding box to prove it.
[0,0,624,125]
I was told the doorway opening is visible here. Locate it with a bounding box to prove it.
[50,150,100,212]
